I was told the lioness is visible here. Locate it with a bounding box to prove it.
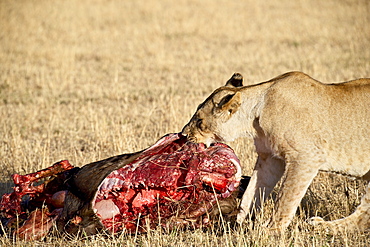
[182,72,370,233]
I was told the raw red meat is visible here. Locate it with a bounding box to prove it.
[0,133,241,239]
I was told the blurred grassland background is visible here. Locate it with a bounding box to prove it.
[0,0,369,246]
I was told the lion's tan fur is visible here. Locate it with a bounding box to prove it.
[182,71,370,233]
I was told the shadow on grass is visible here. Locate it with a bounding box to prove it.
[0,181,13,196]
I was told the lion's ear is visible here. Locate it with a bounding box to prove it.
[218,92,242,114]
[225,73,243,87]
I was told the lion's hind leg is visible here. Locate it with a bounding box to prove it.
[309,182,370,233]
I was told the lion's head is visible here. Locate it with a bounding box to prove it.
[182,73,245,146]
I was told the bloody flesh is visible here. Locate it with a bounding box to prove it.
[93,133,241,233]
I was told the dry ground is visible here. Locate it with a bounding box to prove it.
[0,0,369,246]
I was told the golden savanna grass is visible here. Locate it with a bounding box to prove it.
[1,0,369,245]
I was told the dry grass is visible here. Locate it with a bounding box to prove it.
[1,0,369,245]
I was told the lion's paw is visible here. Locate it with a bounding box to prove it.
[308,216,325,226]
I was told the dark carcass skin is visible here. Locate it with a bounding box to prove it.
[0,133,241,239]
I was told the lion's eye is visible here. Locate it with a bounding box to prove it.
[196,119,205,130]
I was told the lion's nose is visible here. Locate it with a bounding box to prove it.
[181,125,190,136]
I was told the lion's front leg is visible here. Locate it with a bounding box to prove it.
[267,161,318,230]
[237,154,285,224]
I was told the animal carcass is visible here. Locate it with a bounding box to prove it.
[0,133,242,239]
